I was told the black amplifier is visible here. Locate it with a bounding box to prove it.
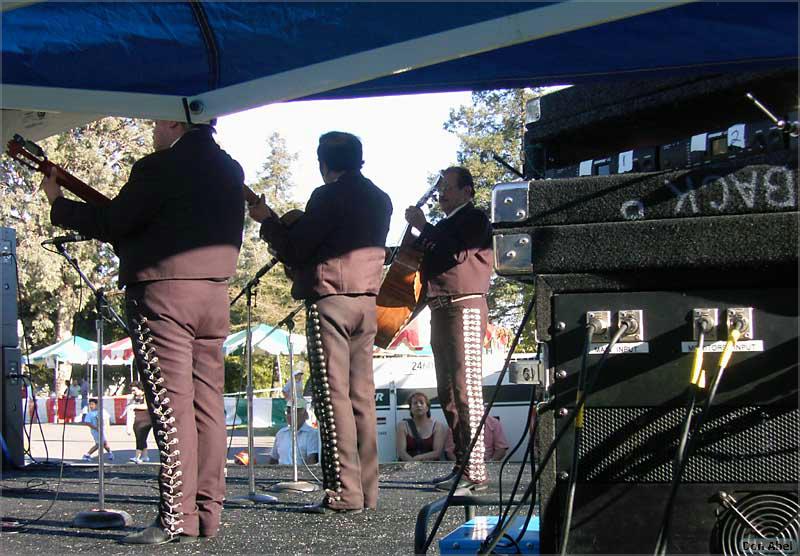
[523,69,797,178]
[544,147,658,179]
[536,283,799,554]
[492,149,799,279]
[543,114,795,178]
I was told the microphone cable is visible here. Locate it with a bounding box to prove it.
[489,373,540,551]
[479,322,630,555]
[652,318,710,555]
[9,241,105,533]
[8,252,51,464]
[490,338,547,550]
[421,291,536,554]
[559,318,604,556]
[654,319,744,555]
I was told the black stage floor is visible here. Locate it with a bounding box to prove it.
[1,461,531,555]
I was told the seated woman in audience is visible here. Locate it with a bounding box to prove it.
[396,391,446,462]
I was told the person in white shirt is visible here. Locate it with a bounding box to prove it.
[267,399,319,465]
[282,368,305,401]
[81,398,113,461]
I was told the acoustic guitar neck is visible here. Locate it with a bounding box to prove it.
[6,135,111,207]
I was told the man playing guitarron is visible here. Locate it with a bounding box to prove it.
[404,166,493,492]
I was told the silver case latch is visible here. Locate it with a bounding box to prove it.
[491,181,529,224]
[493,234,532,275]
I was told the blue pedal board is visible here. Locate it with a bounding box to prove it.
[439,515,540,555]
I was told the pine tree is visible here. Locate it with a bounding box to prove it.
[227,133,305,394]
[443,89,540,347]
[230,132,302,330]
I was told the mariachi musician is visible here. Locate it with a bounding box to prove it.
[248,131,392,514]
[39,119,245,544]
[404,166,493,492]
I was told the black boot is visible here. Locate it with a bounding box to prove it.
[120,524,199,545]
[431,466,460,485]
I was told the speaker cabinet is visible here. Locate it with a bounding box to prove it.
[1,227,18,349]
[539,286,799,554]
[2,347,24,469]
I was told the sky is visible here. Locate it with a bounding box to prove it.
[214,91,473,245]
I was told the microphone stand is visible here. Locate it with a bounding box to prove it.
[226,258,282,506]
[272,309,317,493]
[55,243,132,529]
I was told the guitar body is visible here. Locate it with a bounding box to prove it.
[374,177,442,349]
[374,231,426,349]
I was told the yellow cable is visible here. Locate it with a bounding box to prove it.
[690,332,705,387]
[575,390,584,429]
[718,328,742,371]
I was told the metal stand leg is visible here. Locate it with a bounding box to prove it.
[272,315,317,493]
[72,281,132,528]
[227,285,276,506]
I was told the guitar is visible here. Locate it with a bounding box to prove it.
[374,176,442,348]
[8,134,274,215]
[266,208,304,280]
[6,134,111,206]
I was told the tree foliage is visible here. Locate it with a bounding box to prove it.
[229,132,303,331]
[1,117,152,349]
[443,89,539,349]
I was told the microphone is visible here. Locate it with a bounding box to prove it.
[229,256,282,306]
[41,234,89,246]
[252,256,280,282]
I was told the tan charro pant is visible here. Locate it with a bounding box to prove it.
[126,279,229,538]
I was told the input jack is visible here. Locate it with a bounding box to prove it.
[726,308,754,340]
[692,308,719,341]
[617,310,644,342]
[586,311,611,342]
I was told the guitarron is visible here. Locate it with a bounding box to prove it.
[374,177,441,348]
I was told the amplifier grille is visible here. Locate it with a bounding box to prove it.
[578,406,799,483]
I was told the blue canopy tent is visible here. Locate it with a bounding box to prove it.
[1,1,797,142]
[223,325,307,357]
[23,335,97,394]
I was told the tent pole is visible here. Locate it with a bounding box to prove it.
[54,357,59,400]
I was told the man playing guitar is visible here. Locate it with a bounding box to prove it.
[404,166,493,492]
[39,119,245,544]
[249,131,392,514]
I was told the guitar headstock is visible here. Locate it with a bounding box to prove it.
[414,175,443,209]
[6,134,47,172]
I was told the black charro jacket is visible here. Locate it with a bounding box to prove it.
[260,171,392,301]
[50,128,245,286]
[418,202,493,297]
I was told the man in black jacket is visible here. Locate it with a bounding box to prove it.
[249,131,392,514]
[40,119,245,544]
[405,166,493,491]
